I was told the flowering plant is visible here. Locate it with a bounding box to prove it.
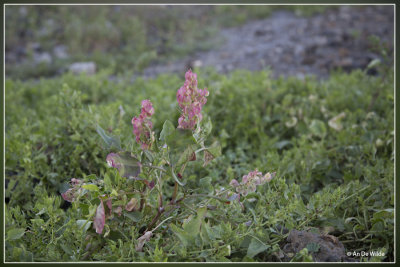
[61,70,275,251]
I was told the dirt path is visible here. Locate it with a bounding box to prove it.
[142,5,394,79]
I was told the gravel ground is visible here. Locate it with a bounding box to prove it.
[142,5,394,79]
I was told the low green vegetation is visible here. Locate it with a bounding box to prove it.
[5,62,394,261]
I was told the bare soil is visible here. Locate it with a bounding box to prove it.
[142,5,394,79]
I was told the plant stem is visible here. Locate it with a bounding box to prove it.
[171,182,178,204]
[147,210,163,232]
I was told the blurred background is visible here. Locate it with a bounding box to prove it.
[5,5,394,80]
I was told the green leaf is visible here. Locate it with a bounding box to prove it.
[169,223,192,247]
[123,211,142,222]
[104,173,112,192]
[171,207,207,248]
[203,141,221,166]
[159,120,175,143]
[82,184,99,192]
[7,228,25,240]
[162,127,197,166]
[207,141,221,158]
[96,124,121,150]
[309,119,327,138]
[367,58,381,69]
[199,177,213,194]
[76,220,92,233]
[177,144,196,167]
[30,219,45,227]
[193,115,212,143]
[144,150,154,163]
[246,237,269,258]
[274,140,292,150]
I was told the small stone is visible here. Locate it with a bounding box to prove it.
[69,62,96,75]
[192,59,203,68]
[34,52,52,64]
[53,45,68,59]
[314,36,328,46]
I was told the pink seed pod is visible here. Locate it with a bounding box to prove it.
[131,100,154,149]
[177,70,209,130]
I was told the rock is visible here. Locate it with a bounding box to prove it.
[282,229,357,262]
[29,42,41,52]
[192,59,203,68]
[313,36,328,46]
[69,62,96,75]
[53,45,68,59]
[19,6,27,17]
[334,57,353,69]
[33,52,52,64]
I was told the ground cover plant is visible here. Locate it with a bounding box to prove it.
[4,56,394,261]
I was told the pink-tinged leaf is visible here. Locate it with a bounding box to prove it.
[229,179,239,188]
[125,198,139,212]
[203,150,214,167]
[114,206,122,217]
[94,199,105,234]
[142,179,155,189]
[189,151,196,161]
[135,231,153,252]
[106,199,112,216]
[61,188,74,202]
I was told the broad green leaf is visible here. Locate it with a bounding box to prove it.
[123,211,142,222]
[177,144,196,167]
[182,207,207,236]
[76,220,92,233]
[159,120,175,143]
[274,140,292,150]
[144,150,154,163]
[171,207,207,247]
[169,223,192,247]
[367,58,381,69]
[246,237,269,258]
[30,219,44,226]
[193,115,212,143]
[82,184,99,192]
[217,245,231,257]
[199,177,213,194]
[96,124,121,150]
[206,141,221,158]
[104,173,112,192]
[162,127,196,166]
[203,141,221,166]
[309,119,327,138]
[7,228,25,240]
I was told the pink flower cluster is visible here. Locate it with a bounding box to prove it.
[61,178,83,202]
[230,169,276,196]
[131,100,155,150]
[176,69,209,130]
